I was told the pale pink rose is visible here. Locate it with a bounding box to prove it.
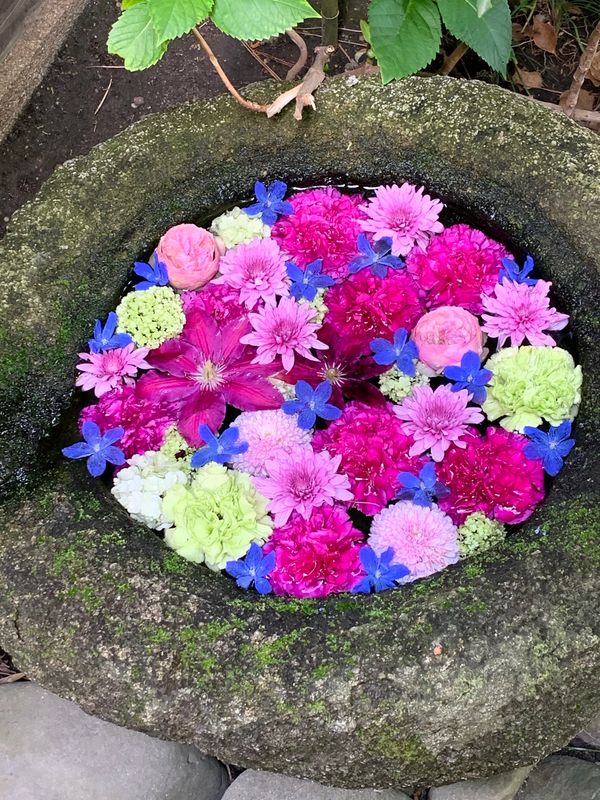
[411,306,483,372]
[157,224,220,290]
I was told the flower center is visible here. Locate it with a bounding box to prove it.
[322,363,345,385]
[196,359,225,390]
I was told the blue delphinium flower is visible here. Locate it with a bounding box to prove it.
[499,255,538,286]
[396,462,450,507]
[190,424,249,469]
[352,546,410,593]
[286,259,335,302]
[133,254,169,291]
[349,234,405,278]
[443,351,493,405]
[282,380,342,430]
[243,180,293,225]
[62,421,125,477]
[88,312,133,353]
[370,328,419,376]
[523,420,575,477]
[226,543,276,594]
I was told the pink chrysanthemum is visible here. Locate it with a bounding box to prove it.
[395,384,484,462]
[214,238,289,308]
[323,269,424,355]
[254,445,353,526]
[240,296,328,372]
[263,506,364,597]
[79,385,175,458]
[359,183,444,257]
[75,343,150,398]
[313,402,425,516]
[272,187,365,279]
[406,224,511,314]
[230,409,311,477]
[437,427,545,525]
[181,282,247,326]
[481,279,569,348]
[369,501,459,582]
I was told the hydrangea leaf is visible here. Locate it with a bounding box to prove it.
[148,0,213,41]
[108,2,170,70]
[436,0,511,76]
[369,0,442,84]
[121,0,144,9]
[210,0,318,40]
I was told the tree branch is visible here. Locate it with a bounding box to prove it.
[562,20,600,118]
[286,28,308,80]
[267,45,335,119]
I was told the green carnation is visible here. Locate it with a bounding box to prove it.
[379,366,430,403]
[116,286,185,349]
[162,463,273,571]
[458,512,506,558]
[483,346,582,431]
[210,207,271,250]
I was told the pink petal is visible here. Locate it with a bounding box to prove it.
[136,372,196,403]
[183,309,218,357]
[177,392,226,446]
[222,376,282,411]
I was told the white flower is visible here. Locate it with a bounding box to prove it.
[112,451,190,530]
[379,365,430,403]
[210,207,271,250]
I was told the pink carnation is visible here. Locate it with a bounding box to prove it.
[323,269,424,355]
[412,306,483,372]
[263,506,364,597]
[79,385,175,458]
[395,384,484,462]
[181,282,247,326]
[313,402,425,516]
[406,224,510,313]
[369,501,459,582]
[272,187,364,279]
[437,427,545,525]
[481,279,569,348]
[240,296,328,372]
[75,343,150,398]
[214,238,289,308]
[359,183,444,256]
[230,409,311,477]
[254,446,353,527]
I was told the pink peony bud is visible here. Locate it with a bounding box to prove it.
[157,223,220,290]
[411,306,483,372]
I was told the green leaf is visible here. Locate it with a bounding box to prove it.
[360,18,372,43]
[210,0,318,40]
[108,2,169,70]
[121,0,143,9]
[148,0,213,40]
[369,0,442,83]
[436,0,511,75]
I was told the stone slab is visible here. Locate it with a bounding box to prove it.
[516,756,600,799]
[222,770,411,799]
[429,766,532,800]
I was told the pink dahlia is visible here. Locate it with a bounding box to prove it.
[395,384,484,462]
[214,238,289,309]
[313,402,425,516]
[263,506,364,597]
[406,224,511,314]
[481,279,569,348]
[181,282,247,326]
[230,409,311,476]
[79,385,175,458]
[323,269,424,355]
[369,501,459,582]
[76,343,150,398]
[359,183,444,257]
[254,446,353,526]
[272,187,364,279]
[240,296,328,372]
[437,427,545,525]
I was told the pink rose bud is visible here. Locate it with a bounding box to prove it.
[157,224,220,290]
[411,306,483,372]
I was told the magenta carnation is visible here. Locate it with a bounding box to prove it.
[254,446,353,527]
[406,224,511,313]
[75,343,151,398]
[263,506,364,597]
[181,282,247,326]
[214,238,289,308]
[230,409,311,477]
[359,183,444,256]
[272,187,364,279]
[313,402,425,516]
[369,501,459,582]
[437,427,545,525]
[323,269,424,355]
[79,385,175,458]
[481,279,569,348]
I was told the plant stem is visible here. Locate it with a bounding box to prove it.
[562,19,600,118]
[321,0,339,48]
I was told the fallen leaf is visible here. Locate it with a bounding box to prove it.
[524,14,558,54]
[512,22,529,43]
[514,68,544,88]
[559,88,597,110]
[590,52,600,88]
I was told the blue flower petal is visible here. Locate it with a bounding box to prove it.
[62,442,93,460]
[87,452,107,477]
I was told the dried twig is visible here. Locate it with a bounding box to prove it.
[241,40,281,80]
[94,76,113,116]
[0,672,26,684]
[439,42,470,76]
[267,46,334,120]
[286,29,308,80]
[562,20,600,118]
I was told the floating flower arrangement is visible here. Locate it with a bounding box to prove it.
[63,181,583,597]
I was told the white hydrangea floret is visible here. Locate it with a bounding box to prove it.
[379,365,430,403]
[210,207,271,250]
[112,451,190,530]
